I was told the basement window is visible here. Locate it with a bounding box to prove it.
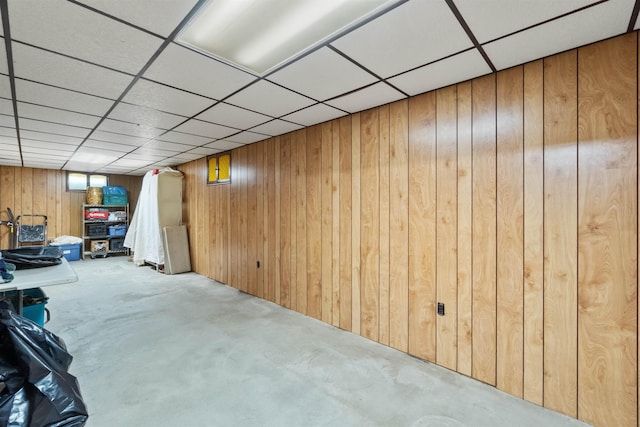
[207,152,231,185]
[67,172,108,191]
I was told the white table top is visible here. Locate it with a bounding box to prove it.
[0,257,78,291]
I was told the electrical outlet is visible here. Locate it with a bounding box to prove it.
[257,261,260,268]
[437,302,445,316]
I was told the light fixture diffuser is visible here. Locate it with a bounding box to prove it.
[177,0,399,76]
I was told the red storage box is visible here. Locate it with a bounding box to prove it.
[84,210,109,219]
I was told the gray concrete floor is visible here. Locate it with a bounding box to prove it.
[43,257,590,427]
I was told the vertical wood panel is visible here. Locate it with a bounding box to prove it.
[436,85,458,371]
[321,122,334,324]
[496,66,525,397]
[256,143,266,298]
[408,92,437,362]
[279,135,292,308]
[294,129,306,314]
[0,167,15,248]
[267,138,278,302]
[456,81,473,376]
[274,137,282,304]
[523,59,545,405]
[228,156,239,288]
[352,113,361,335]
[239,147,249,293]
[331,120,341,328]
[198,158,209,278]
[389,99,409,352]
[379,104,391,346]
[360,108,380,341]
[307,126,322,320]
[543,50,578,417]
[472,74,497,386]
[577,34,637,427]
[339,116,353,331]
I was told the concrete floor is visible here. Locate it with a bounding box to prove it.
[43,257,590,427]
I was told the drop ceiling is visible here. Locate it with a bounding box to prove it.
[0,0,637,175]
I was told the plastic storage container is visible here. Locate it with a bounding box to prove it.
[57,243,81,261]
[108,225,126,236]
[5,288,49,327]
[102,186,128,205]
[110,238,125,251]
[87,223,107,236]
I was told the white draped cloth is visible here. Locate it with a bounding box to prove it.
[124,170,163,265]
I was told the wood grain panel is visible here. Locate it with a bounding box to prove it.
[256,143,266,298]
[543,50,578,417]
[228,156,239,288]
[307,126,322,320]
[523,59,544,405]
[274,137,282,304]
[294,129,308,314]
[472,74,497,386]
[0,167,15,248]
[379,104,390,346]
[198,158,209,278]
[339,116,353,331]
[331,120,341,328]
[496,66,524,397]
[279,135,292,308]
[389,99,409,352]
[577,34,637,427]
[21,168,33,218]
[360,108,380,341]
[321,122,334,324]
[267,138,278,302]
[352,113,361,335]
[436,85,458,371]
[239,147,249,293]
[456,81,473,376]
[408,92,437,362]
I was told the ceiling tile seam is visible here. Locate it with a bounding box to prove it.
[445,0,496,73]
[628,0,640,31]
[139,76,219,101]
[11,39,138,78]
[15,115,94,131]
[480,0,610,46]
[65,0,165,40]
[385,46,477,81]
[325,45,408,98]
[62,0,211,171]
[170,41,259,79]
[0,0,23,166]
[15,99,105,120]
[322,80,383,103]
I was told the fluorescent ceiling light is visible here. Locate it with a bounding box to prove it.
[177,0,398,75]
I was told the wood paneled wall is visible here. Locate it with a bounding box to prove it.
[0,166,142,248]
[179,33,639,427]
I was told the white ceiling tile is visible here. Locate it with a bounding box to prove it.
[130,147,176,158]
[196,102,271,129]
[96,119,164,138]
[0,133,18,143]
[21,150,70,160]
[456,0,595,44]
[268,47,378,101]
[125,152,167,161]
[12,43,134,99]
[18,102,101,129]
[23,160,66,169]
[69,146,123,166]
[389,49,492,96]
[326,82,406,114]
[75,0,199,37]
[0,114,15,128]
[0,99,13,115]
[187,147,220,156]
[168,152,202,162]
[0,37,7,75]
[109,102,187,130]
[21,139,78,152]
[282,103,347,127]
[90,130,149,146]
[9,0,163,74]
[83,139,135,153]
[0,76,11,98]
[0,159,22,167]
[154,130,210,146]
[19,130,84,145]
[222,132,268,145]
[144,139,195,152]
[18,117,91,138]
[144,43,256,99]
[124,79,213,116]
[204,140,244,151]
[15,79,114,116]
[332,0,472,78]
[172,119,236,139]
[484,0,634,70]
[250,120,303,136]
[109,157,154,168]
[226,80,314,117]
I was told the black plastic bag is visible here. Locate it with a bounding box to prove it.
[0,247,63,270]
[0,300,88,426]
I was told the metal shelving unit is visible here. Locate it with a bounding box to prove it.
[82,204,129,259]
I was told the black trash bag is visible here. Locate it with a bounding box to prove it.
[0,247,63,270]
[0,300,88,426]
